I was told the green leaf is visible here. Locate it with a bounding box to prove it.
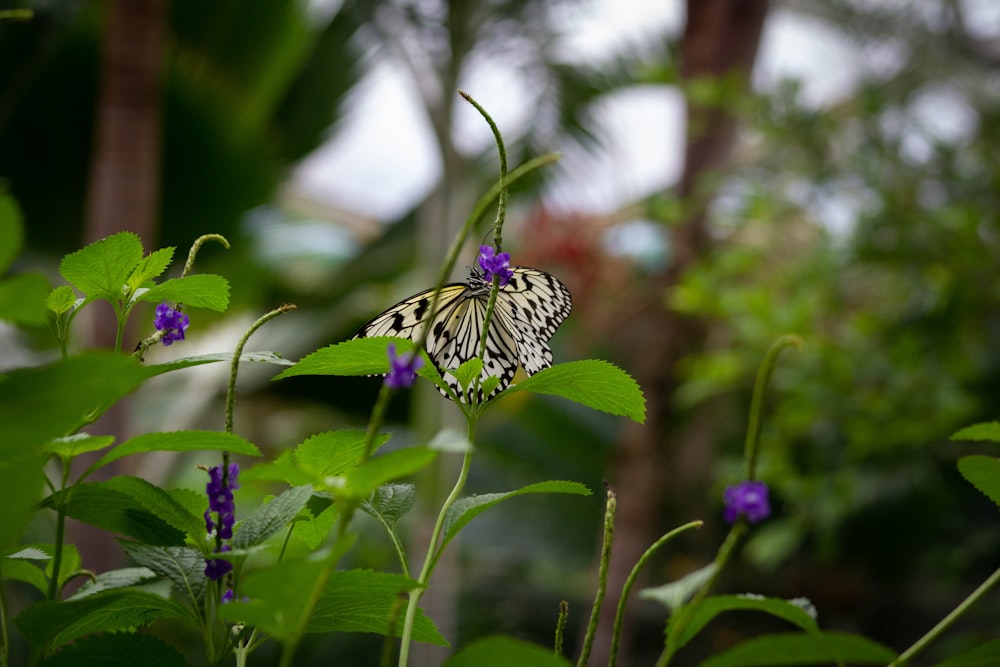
[147,351,295,378]
[68,567,158,600]
[0,191,24,273]
[242,429,389,485]
[46,545,80,592]
[452,357,484,391]
[276,336,408,378]
[952,422,1000,443]
[697,632,896,666]
[137,273,230,311]
[46,285,78,315]
[5,545,51,560]
[43,482,186,546]
[957,455,1000,509]
[121,543,207,603]
[361,483,417,526]
[442,636,572,667]
[437,481,591,565]
[41,434,116,462]
[219,556,326,641]
[59,232,144,300]
[41,633,188,667]
[126,247,175,293]
[291,503,338,551]
[88,430,260,478]
[0,272,50,325]
[0,354,155,552]
[234,485,314,550]
[673,595,818,652]
[15,589,192,651]
[509,360,646,423]
[306,570,447,645]
[340,447,438,500]
[103,476,205,539]
[935,638,1000,666]
[1,558,49,595]
[641,563,718,613]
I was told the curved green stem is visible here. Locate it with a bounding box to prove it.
[609,521,703,667]
[183,234,230,278]
[743,334,802,480]
[458,90,508,252]
[398,431,476,666]
[889,564,1000,666]
[554,600,570,657]
[577,485,617,667]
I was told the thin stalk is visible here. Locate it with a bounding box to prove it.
[398,435,476,666]
[458,90,508,252]
[889,564,1000,667]
[554,600,570,657]
[609,521,703,667]
[183,234,230,278]
[1,573,9,667]
[45,461,73,601]
[743,334,802,480]
[577,484,617,667]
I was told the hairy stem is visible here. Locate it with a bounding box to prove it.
[578,485,617,667]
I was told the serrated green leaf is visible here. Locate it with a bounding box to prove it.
[296,429,390,477]
[935,638,1000,666]
[276,336,412,378]
[291,503,338,551]
[147,351,295,378]
[957,455,1000,510]
[68,567,158,600]
[697,632,896,666]
[137,273,230,311]
[641,563,718,613]
[0,272,50,325]
[234,485,314,550]
[340,448,438,500]
[59,232,144,299]
[306,570,447,645]
[952,422,1000,443]
[87,431,260,479]
[453,357,483,391]
[442,636,572,667]
[361,483,417,525]
[219,556,326,640]
[0,558,49,595]
[673,595,819,652]
[0,192,24,273]
[42,483,186,546]
[100,476,205,539]
[41,434,115,462]
[5,545,51,560]
[46,285,78,315]
[437,481,591,567]
[121,543,207,603]
[509,360,646,423]
[126,247,175,293]
[41,633,188,667]
[14,589,192,651]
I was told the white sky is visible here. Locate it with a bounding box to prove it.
[289,2,913,223]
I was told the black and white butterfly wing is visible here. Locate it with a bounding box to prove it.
[354,266,571,402]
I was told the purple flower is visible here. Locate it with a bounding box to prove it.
[385,344,424,389]
[154,302,189,346]
[205,463,239,580]
[723,480,771,524]
[478,245,513,286]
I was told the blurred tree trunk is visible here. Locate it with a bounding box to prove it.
[590,1,769,664]
[70,0,167,582]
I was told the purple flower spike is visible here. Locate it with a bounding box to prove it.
[154,302,190,346]
[204,463,240,579]
[723,480,771,524]
[385,344,424,389]
[478,245,513,286]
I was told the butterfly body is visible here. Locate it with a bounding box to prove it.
[355,267,572,402]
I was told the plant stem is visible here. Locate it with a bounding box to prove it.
[554,600,570,657]
[458,90,508,252]
[609,521,703,667]
[889,564,1000,666]
[182,234,230,278]
[398,439,475,666]
[1,577,9,667]
[577,484,617,667]
[743,334,802,480]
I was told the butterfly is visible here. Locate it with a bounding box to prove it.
[355,266,572,402]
